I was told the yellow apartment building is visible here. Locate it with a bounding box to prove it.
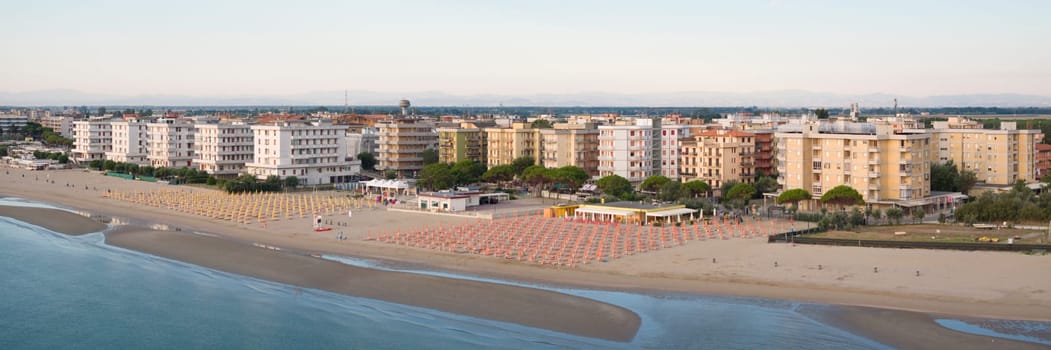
[929,117,1041,186]
[679,129,756,193]
[538,123,601,176]
[437,122,487,165]
[485,122,539,168]
[775,119,932,207]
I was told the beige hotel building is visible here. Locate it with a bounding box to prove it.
[679,129,756,193]
[539,123,601,176]
[775,118,932,206]
[485,122,539,168]
[929,117,1041,186]
[375,118,438,177]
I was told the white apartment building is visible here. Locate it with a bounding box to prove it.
[147,118,196,168]
[598,118,682,183]
[659,124,688,179]
[245,120,360,185]
[107,119,149,165]
[194,122,254,177]
[0,114,28,133]
[72,118,113,163]
[41,115,75,138]
[346,127,379,157]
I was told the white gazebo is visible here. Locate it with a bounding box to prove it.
[645,208,699,224]
[361,179,414,197]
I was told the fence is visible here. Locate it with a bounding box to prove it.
[776,235,1051,252]
[766,227,823,243]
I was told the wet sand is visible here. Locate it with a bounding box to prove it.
[801,305,1049,350]
[0,205,106,235]
[104,227,640,342]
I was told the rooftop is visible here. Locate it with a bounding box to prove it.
[587,201,681,210]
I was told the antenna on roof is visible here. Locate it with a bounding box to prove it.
[344,89,348,113]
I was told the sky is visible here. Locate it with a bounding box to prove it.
[2,0,1049,98]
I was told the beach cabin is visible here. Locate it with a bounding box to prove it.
[417,190,510,212]
[554,201,698,225]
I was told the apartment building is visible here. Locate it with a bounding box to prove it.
[597,119,658,183]
[679,129,756,193]
[194,121,254,177]
[41,115,75,138]
[0,114,28,133]
[107,119,149,165]
[713,113,793,131]
[245,120,359,185]
[775,118,931,205]
[437,122,489,165]
[485,122,539,168]
[72,118,113,163]
[147,118,196,168]
[753,130,775,176]
[929,117,1042,185]
[658,123,687,179]
[1036,143,1051,179]
[375,118,437,177]
[597,118,683,182]
[346,126,379,157]
[538,123,600,176]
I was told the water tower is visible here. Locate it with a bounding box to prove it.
[398,99,411,116]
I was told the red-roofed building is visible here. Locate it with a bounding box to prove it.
[1036,143,1051,179]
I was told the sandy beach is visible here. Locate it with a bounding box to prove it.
[3,168,1051,346]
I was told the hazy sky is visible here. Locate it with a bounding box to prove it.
[2,0,1049,97]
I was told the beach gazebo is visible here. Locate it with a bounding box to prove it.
[361,179,413,198]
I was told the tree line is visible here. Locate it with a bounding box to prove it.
[88,159,301,193]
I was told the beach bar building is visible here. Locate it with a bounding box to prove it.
[554,201,697,225]
[417,190,510,212]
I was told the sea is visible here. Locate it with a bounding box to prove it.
[1,198,1049,349]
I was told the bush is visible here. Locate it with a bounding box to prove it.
[206,177,217,186]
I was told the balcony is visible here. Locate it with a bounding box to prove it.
[868,147,879,153]
[812,144,822,150]
[868,158,879,165]
[868,182,880,190]
[868,171,879,178]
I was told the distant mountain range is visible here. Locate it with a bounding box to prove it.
[2,89,1050,108]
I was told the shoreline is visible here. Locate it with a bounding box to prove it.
[102,226,640,342]
[2,168,1050,347]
